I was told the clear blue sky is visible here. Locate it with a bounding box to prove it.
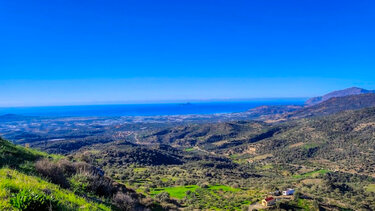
[1,0,374,106]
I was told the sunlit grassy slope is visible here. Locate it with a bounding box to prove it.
[0,138,44,172]
[0,168,111,210]
[0,138,111,210]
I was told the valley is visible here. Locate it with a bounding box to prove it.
[1,89,375,210]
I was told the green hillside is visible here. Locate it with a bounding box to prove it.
[243,107,375,174]
[0,138,45,171]
[0,138,113,210]
[0,168,111,210]
[0,138,162,210]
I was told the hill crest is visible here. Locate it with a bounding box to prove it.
[305,87,375,106]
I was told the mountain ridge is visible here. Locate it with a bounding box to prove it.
[284,93,375,120]
[305,87,375,106]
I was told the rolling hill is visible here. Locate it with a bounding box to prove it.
[239,107,375,176]
[142,121,270,150]
[144,106,375,177]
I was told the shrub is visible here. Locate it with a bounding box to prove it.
[10,189,57,211]
[112,192,136,211]
[35,159,98,189]
[198,182,209,188]
[155,192,170,202]
[35,159,69,188]
[294,191,301,202]
[85,173,116,197]
[69,171,117,197]
[69,174,89,195]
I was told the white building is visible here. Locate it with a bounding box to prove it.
[282,188,295,195]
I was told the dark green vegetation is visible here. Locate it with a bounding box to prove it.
[53,108,371,210]
[2,90,375,210]
[80,107,375,210]
[142,121,269,149]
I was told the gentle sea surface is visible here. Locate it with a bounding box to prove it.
[0,99,306,117]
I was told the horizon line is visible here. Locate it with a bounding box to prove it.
[0,97,308,108]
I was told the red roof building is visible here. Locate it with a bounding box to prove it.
[262,197,276,206]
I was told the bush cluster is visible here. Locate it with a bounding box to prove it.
[10,189,57,211]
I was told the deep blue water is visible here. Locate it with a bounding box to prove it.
[0,99,305,117]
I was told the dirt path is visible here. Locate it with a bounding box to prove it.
[248,201,264,211]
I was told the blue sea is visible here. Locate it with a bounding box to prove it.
[0,99,305,117]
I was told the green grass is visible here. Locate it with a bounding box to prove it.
[184,148,195,152]
[150,184,241,199]
[150,185,199,199]
[0,138,115,210]
[160,178,169,182]
[1,138,65,172]
[294,199,316,211]
[0,138,44,172]
[208,185,241,192]
[293,169,329,179]
[366,184,375,193]
[229,154,239,159]
[0,168,111,210]
[303,143,320,150]
[144,181,263,210]
[133,167,148,172]
[255,164,273,170]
